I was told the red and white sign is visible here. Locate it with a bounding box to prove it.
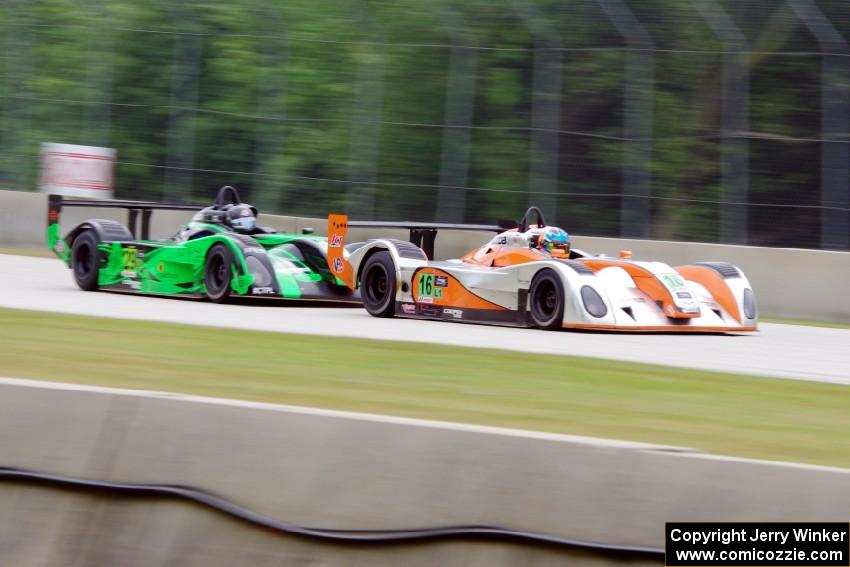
[40,143,116,198]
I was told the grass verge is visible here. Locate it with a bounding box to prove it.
[0,247,54,258]
[2,307,849,469]
[762,317,850,330]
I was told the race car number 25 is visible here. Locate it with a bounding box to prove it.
[417,273,443,298]
[122,247,139,271]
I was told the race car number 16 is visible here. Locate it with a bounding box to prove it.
[418,273,442,298]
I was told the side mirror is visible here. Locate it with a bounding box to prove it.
[619,250,633,259]
[302,227,315,235]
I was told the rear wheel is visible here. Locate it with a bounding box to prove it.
[360,251,397,318]
[205,244,234,303]
[71,230,101,291]
[529,269,565,330]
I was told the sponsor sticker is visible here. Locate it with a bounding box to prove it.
[435,275,448,287]
[253,286,275,295]
[55,241,65,253]
[329,234,343,248]
[418,304,441,316]
[676,291,692,299]
[418,296,434,304]
[401,303,416,314]
[120,270,137,279]
[442,308,463,319]
[332,257,344,274]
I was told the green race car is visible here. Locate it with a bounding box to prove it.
[47,186,360,304]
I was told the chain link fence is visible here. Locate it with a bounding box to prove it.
[1,0,849,250]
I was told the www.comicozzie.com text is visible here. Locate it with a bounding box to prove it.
[670,528,848,546]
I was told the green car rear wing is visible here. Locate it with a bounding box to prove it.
[47,194,202,241]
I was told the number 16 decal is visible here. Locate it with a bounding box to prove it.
[417,273,442,298]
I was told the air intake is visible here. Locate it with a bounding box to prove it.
[558,260,594,276]
[97,219,133,242]
[387,239,428,260]
[696,262,740,278]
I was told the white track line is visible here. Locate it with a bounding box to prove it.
[0,376,689,450]
[6,375,850,475]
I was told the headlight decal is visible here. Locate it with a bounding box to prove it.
[245,255,273,288]
[743,288,757,319]
[580,285,608,318]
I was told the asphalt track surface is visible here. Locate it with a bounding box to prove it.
[2,253,849,385]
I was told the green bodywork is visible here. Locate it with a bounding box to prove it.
[48,220,343,300]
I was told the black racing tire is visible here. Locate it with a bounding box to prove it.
[529,268,565,330]
[205,244,234,303]
[360,251,397,318]
[71,230,101,291]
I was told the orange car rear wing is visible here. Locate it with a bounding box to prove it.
[345,220,505,259]
[327,214,356,289]
[326,214,507,288]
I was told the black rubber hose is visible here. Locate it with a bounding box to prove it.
[0,466,663,558]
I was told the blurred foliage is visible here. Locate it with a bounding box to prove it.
[0,0,847,247]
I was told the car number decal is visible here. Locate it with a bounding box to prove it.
[122,247,138,271]
[417,273,443,298]
[121,247,141,278]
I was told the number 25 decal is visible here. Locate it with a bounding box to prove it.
[122,248,137,271]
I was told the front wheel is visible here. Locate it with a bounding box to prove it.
[205,244,234,303]
[71,230,101,291]
[360,251,397,318]
[528,269,565,330]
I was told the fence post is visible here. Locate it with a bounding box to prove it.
[0,0,34,191]
[163,6,203,203]
[434,8,477,224]
[346,6,385,219]
[510,0,562,224]
[596,0,654,239]
[79,1,116,149]
[252,12,288,213]
[690,0,750,245]
[786,0,849,251]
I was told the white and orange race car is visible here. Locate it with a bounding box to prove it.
[327,207,757,332]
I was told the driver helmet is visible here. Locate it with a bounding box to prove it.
[226,204,257,232]
[537,226,570,258]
